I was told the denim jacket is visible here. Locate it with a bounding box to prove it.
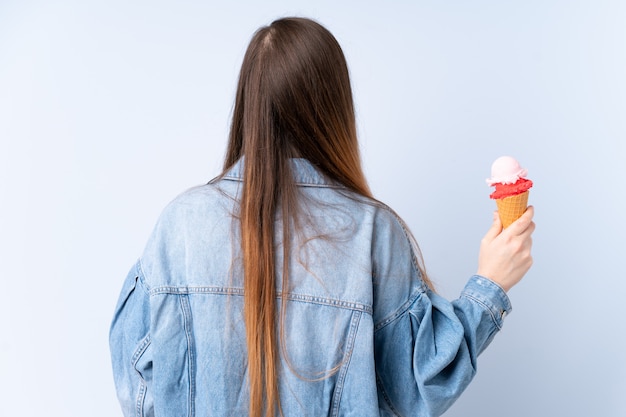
[110,158,512,417]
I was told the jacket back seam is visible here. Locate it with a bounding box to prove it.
[149,286,373,315]
[179,294,196,417]
[330,310,362,416]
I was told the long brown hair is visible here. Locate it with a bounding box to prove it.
[222,17,430,416]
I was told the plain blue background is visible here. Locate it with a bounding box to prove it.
[1,1,624,416]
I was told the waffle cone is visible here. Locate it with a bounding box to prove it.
[496,191,529,228]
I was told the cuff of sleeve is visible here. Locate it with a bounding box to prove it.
[461,275,513,329]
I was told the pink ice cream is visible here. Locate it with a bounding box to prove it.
[486,156,533,199]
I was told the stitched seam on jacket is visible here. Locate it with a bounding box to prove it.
[330,310,362,417]
[150,286,372,314]
[131,335,151,417]
[367,202,429,291]
[221,175,346,189]
[135,381,146,417]
[179,294,196,417]
[373,289,424,332]
[131,335,151,365]
[375,373,402,417]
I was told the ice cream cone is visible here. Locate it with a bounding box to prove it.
[496,190,529,228]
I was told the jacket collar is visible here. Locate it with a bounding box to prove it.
[222,158,338,187]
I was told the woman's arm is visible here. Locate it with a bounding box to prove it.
[372,207,534,416]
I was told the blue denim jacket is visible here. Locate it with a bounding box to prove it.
[110,158,512,417]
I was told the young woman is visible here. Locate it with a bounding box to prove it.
[110,17,535,417]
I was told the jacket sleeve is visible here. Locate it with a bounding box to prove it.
[109,261,154,417]
[372,211,512,417]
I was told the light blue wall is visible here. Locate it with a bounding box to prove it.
[1,1,624,416]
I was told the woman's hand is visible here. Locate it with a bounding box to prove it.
[476,206,535,292]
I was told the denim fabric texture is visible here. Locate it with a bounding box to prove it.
[110,158,512,417]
